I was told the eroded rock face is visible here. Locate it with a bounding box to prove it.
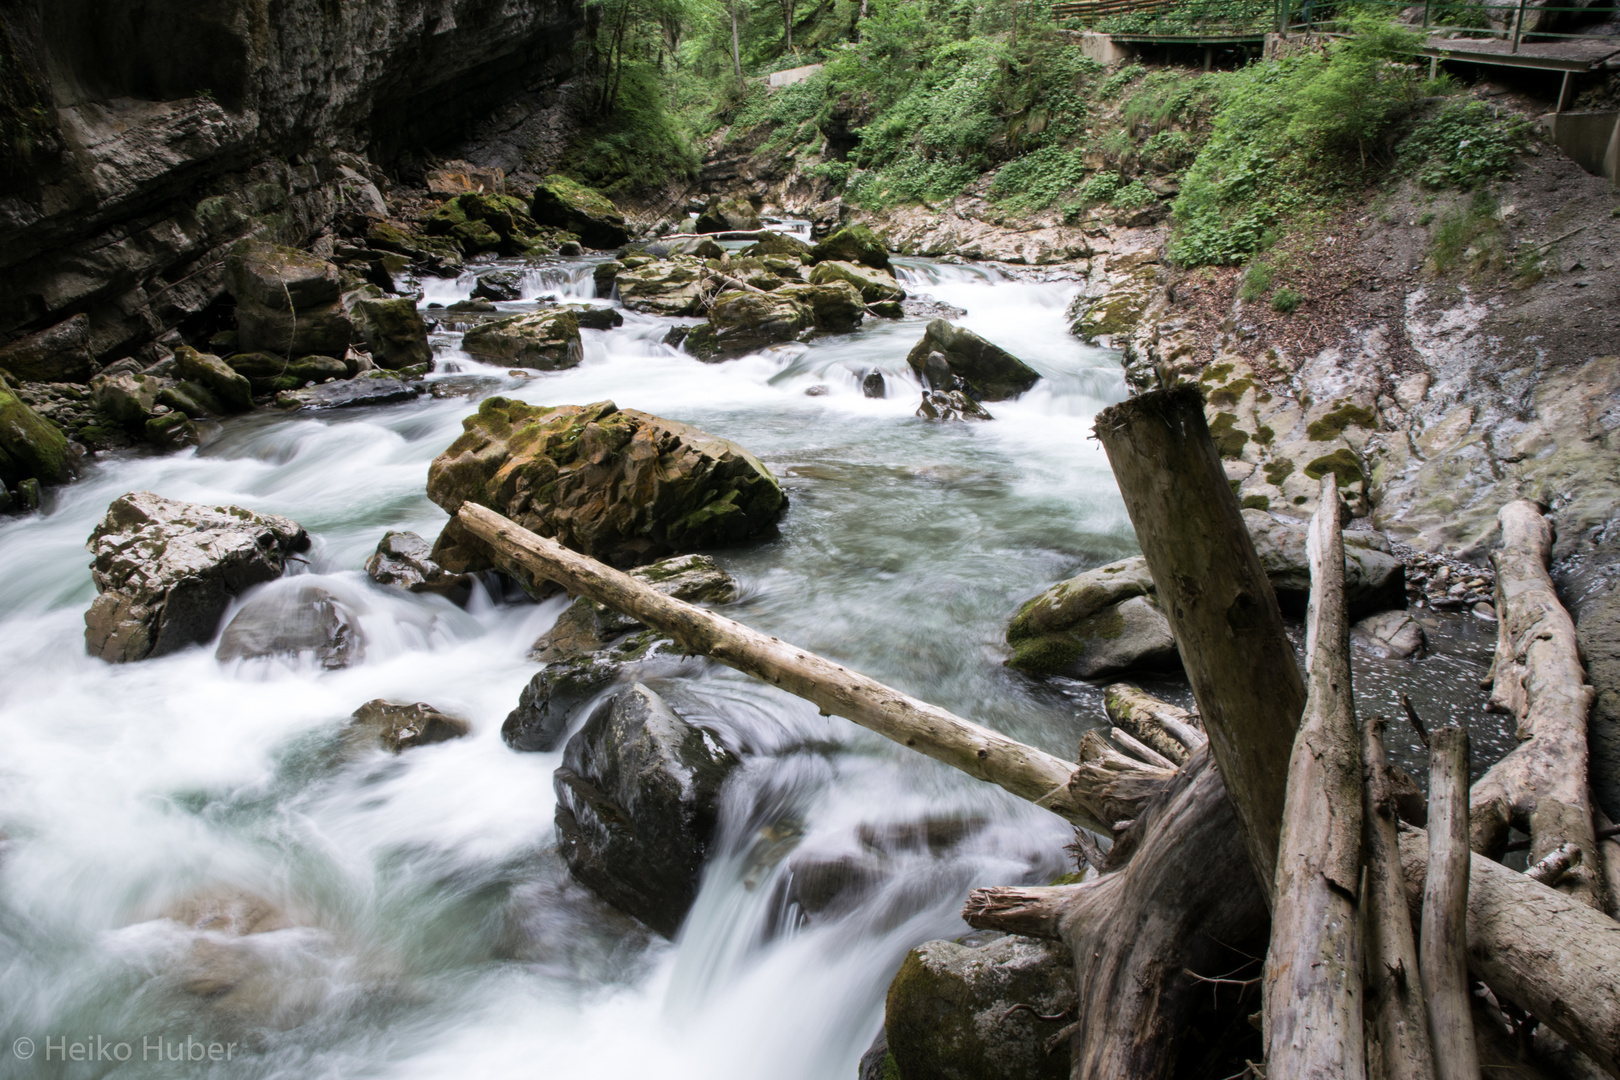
[461,309,583,370]
[84,492,309,663]
[227,243,354,357]
[0,314,94,383]
[682,291,813,361]
[885,934,1074,1080]
[906,320,1040,401]
[554,683,739,936]
[426,398,785,584]
[349,699,470,752]
[530,175,629,249]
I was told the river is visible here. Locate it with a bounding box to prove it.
[0,256,1497,1078]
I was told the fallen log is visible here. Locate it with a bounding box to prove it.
[1095,385,1307,889]
[1109,726,1177,769]
[1598,809,1620,921]
[1263,477,1365,1079]
[1103,682,1204,763]
[1423,724,1480,1080]
[1363,717,1438,1080]
[1472,500,1604,908]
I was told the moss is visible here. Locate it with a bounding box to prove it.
[1241,494,1271,510]
[1208,411,1250,459]
[1201,363,1235,383]
[1254,425,1274,445]
[1294,495,1308,505]
[1206,378,1253,407]
[0,384,70,486]
[1304,448,1364,485]
[1007,634,1085,675]
[1263,458,1296,486]
[1307,402,1377,441]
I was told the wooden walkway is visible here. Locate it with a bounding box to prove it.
[1422,35,1620,72]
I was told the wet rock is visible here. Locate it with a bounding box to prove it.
[901,295,968,321]
[740,233,813,261]
[812,224,891,271]
[227,244,353,357]
[278,370,423,410]
[461,309,583,370]
[530,175,629,249]
[0,314,94,383]
[472,271,524,302]
[906,320,1040,401]
[446,299,498,313]
[681,291,813,361]
[804,384,829,396]
[563,304,624,331]
[696,196,760,234]
[164,888,292,937]
[917,390,993,421]
[503,654,624,753]
[348,297,431,371]
[1244,509,1405,617]
[156,378,224,420]
[174,347,253,412]
[427,398,784,586]
[858,1032,894,1080]
[225,352,349,395]
[145,411,199,449]
[1011,589,1177,679]
[349,699,470,752]
[808,260,905,304]
[1353,608,1425,659]
[868,300,904,319]
[215,582,364,669]
[531,554,737,662]
[91,372,164,430]
[365,530,472,602]
[235,301,354,358]
[615,258,708,316]
[862,371,887,399]
[0,377,73,490]
[885,934,1074,1080]
[1007,557,1155,663]
[593,260,622,297]
[83,492,309,663]
[554,683,740,936]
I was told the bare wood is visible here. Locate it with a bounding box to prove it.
[1068,730,1176,833]
[455,502,1112,829]
[1070,827,1108,874]
[1398,827,1620,1076]
[1110,726,1177,769]
[1598,809,1620,921]
[1422,725,1480,1080]
[1472,500,1603,908]
[1263,476,1366,1079]
[1103,682,1204,763]
[1095,386,1307,890]
[1526,842,1583,888]
[1363,717,1438,1080]
[960,884,1081,940]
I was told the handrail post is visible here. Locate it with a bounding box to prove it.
[1422,0,1431,28]
[1511,0,1527,51]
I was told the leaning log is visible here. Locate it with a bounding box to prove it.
[1263,477,1365,1078]
[1363,717,1438,1080]
[1423,725,1480,1080]
[1094,386,1307,889]
[1472,500,1604,908]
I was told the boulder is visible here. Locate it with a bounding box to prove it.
[504,654,626,753]
[740,233,813,261]
[554,683,739,936]
[1242,509,1405,617]
[811,224,891,271]
[472,271,524,302]
[0,378,73,490]
[461,309,583,370]
[1353,608,1425,659]
[365,530,472,603]
[593,260,623,297]
[225,243,342,311]
[426,193,553,256]
[776,281,865,334]
[696,196,760,234]
[530,175,629,249]
[615,258,707,316]
[91,372,163,431]
[225,352,349,395]
[0,314,94,383]
[145,412,199,449]
[905,320,1040,401]
[916,390,993,421]
[885,934,1074,1080]
[214,582,364,669]
[174,347,253,412]
[156,381,223,419]
[564,305,624,331]
[349,699,470,752]
[531,553,736,662]
[808,260,905,304]
[277,370,423,410]
[682,291,813,361]
[424,160,506,197]
[862,371,887,399]
[349,297,431,370]
[235,300,353,358]
[83,492,309,663]
[427,398,784,586]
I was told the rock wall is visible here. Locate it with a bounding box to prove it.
[0,0,583,364]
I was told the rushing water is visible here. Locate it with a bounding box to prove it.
[0,256,1496,1078]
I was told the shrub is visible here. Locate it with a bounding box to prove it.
[1240,260,1273,301]
[1270,287,1302,312]
[1398,101,1532,189]
[990,145,1089,211]
[1111,180,1157,212]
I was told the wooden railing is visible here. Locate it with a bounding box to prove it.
[1052,0,1178,22]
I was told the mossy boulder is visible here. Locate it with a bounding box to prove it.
[812,224,891,270]
[530,175,629,249]
[425,398,785,584]
[696,196,760,234]
[615,257,708,316]
[740,233,813,261]
[461,309,583,370]
[91,372,163,430]
[808,260,905,304]
[427,192,558,256]
[1005,557,1179,679]
[0,379,72,489]
[905,320,1041,401]
[885,934,1074,1080]
[224,243,342,311]
[349,297,431,371]
[681,291,813,361]
[225,352,348,395]
[0,314,93,383]
[776,281,865,334]
[174,346,253,412]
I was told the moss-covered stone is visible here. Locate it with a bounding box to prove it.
[1307,402,1378,441]
[682,291,814,361]
[811,224,890,270]
[0,380,71,488]
[1304,447,1365,485]
[1208,411,1250,459]
[224,352,348,395]
[905,319,1040,401]
[461,309,582,370]
[530,175,629,249]
[614,257,708,316]
[808,259,905,303]
[775,281,864,333]
[174,346,253,411]
[695,195,760,234]
[0,314,93,383]
[350,297,431,371]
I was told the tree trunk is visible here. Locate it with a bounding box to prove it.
[1104,682,1203,764]
[1363,717,1438,1080]
[1263,477,1366,1078]
[1471,500,1604,908]
[730,1,745,91]
[1423,724,1481,1080]
[1094,385,1307,894]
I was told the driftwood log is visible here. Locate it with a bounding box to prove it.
[1094,385,1306,890]
[1422,725,1480,1080]
[1103,682,1205,764]
[1262,477,1366,1078]
[1472,500,1604,908]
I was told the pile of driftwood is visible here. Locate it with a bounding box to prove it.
[455,385,1620,1078]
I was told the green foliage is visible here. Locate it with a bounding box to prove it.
[1141,129,1196,169]
[1240,260,1273,301]
[1099,64,1145,100]
[1078,171,1123,205]
[1428,188,1504,276]
[558,63,700,195]
[1110,180,1156,212]
[990,145,1088,212]
[1398,101,1531,189]
[1120,71,1205,132]
[1270,287,1302,312]
[1098,0,1275,35]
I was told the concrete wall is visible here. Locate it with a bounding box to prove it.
[768,64,824,88]
[1542,110,1620,186]
[1079,32,1134,66]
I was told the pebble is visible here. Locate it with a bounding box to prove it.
[1473,601,1498,621]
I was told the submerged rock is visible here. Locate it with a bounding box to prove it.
[215,582,364,669]
[906,320,1040,401]
[682,291,813,361]
[84,492,309,663]
[811,224,891,271]
[0,314,93,383]
[862,370,887,399]
[365,530,472,603]
[277,370,423,410]
[461,309,583,370]
[886,934,1074,1080]
[426,398,785,585]
[349,699,470,752]
[917,389,993,421]
[530,175,629,249]
[554,683,739,936]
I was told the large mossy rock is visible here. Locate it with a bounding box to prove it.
[808,260,905,304]
[740,233,813,261]
[225,352,348,395]
[1005,557,1177,678]
[681,291,813,361]
[696,196,761,234]
[425,398,785,584]
[426,192,558,256]
[461,310,583,370]
[906,320,1040,401]
[530,175,629,249]
[226,242,353,357]
[886,934,1074,1080]
[554,683,739,936]
[615,258,708,316]
[776,281,864,334]
[0,376,72,490]
[174,347,253,412]
[83,492,309,663]
[0,314,94,384]
[349,297,431,371]
[812,224,891,270]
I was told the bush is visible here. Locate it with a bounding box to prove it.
[1111,180,1157,212]
[1270,287,1302,312]
[990,145,1089,211]
[1398,101,1532,189]
[1240,260,1273,301]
